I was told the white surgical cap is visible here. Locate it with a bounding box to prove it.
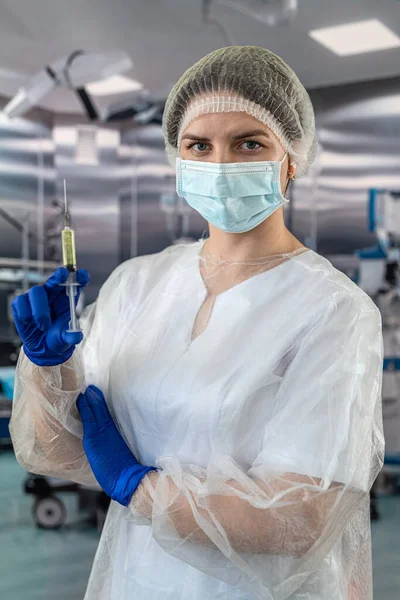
[163,46,317,177]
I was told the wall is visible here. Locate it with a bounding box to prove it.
[293,75,400,270]
[0,103,55,342]
[0,103,55,262]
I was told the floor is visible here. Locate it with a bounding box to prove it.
[0,449,399,600]
[371,493,400,598]
[0,449,99,600]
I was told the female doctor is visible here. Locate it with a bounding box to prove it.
[10,46,383,600]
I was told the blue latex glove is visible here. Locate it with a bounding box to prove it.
[11,267,90,367]
[77,385,156,506]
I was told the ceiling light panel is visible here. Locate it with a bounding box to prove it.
[309,19,400,56]
[86,75,143,96]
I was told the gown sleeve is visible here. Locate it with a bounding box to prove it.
[9,262,129,486]
[129,291,384,598]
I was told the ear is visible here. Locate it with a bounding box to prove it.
[288,161,297,180]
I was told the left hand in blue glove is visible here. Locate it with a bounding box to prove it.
[77,385,156,506]
[11,267,90,367]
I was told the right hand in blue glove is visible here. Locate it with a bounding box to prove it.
[77,385,156,506]
[11,267,90,367]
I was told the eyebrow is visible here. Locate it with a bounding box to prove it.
[232,129,272,140]
[181,133,211,142]
[181,129,272,142]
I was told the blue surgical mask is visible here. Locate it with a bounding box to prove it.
[176,155,289,233]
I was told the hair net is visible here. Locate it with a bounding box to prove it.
[163,46,317,176]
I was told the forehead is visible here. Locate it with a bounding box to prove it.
[182,112,274,138]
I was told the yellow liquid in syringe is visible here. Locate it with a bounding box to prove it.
[62,227,77,270]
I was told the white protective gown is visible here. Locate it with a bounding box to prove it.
[10,241,384,600]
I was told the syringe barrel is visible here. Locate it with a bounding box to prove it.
[62,227,77,270]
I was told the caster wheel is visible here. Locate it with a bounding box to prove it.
[33,496,67,529]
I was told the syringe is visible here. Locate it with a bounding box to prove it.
[61,180,81,333]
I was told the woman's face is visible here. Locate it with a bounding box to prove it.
[179,112,294,192]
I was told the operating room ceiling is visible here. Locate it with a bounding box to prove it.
[0,0,399,115]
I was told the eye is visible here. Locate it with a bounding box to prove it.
[192,142,209,153]
[240,140,263,151]
[186,142,210,154]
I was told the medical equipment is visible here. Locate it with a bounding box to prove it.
[356,189,400,295]
[11,182,88,366]
[0,367,14,447]
[0,396,12,447]
[355,189,400,484]
[11,267,89,367]
[61,180,81,334]
[2,50,132,120]
[24,474,110,532]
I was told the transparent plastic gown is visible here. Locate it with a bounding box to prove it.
[10,241,384,600]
